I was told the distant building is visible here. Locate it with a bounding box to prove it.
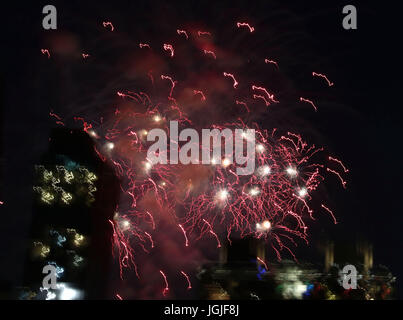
[20,128,120,300]
[199,238,281,300]
[199,236,396,300]
[323,238,395,300]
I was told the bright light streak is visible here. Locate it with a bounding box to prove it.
[256,220,271,232]
[216,189,229,201]
[105,142,114,150]
[286,166,298,177]
[121,220,131,231]
[249,187,260,196]
[298,187,307,198]
[144,162,152,172]
[58,284,82,300]
[88,129,98,138]
[222,158,231,167]
[262,220,271,230]
[258,165,271,177]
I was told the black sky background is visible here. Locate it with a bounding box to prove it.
[1,0,402,298]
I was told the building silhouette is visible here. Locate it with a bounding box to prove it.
[20,128,120,299]
[199,236,396,300]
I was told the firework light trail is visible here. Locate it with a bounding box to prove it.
[139,43,151,49]
[300,97,318,111]
[180,271,192,290]
[257,257,268,271]
[163,43,175,57]
[41,49,50,59]
[102,21,114,31]
[203,49,217,59]
[177,29,189,39]
[223,72,239,88]
[197,30,212,37]
[43,14,347,298]
[236,22,255,33]
[160,270,169,296]
[312,72,334,87]
[264,58,279,69]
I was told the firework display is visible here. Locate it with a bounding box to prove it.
[38,18,351,298]
[3,1,400,305]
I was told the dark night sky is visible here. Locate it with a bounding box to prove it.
[1,0,402,297]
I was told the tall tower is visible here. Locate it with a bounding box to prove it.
[324,240,334,272]
[22,128,120,299]
[357,239,373,272]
